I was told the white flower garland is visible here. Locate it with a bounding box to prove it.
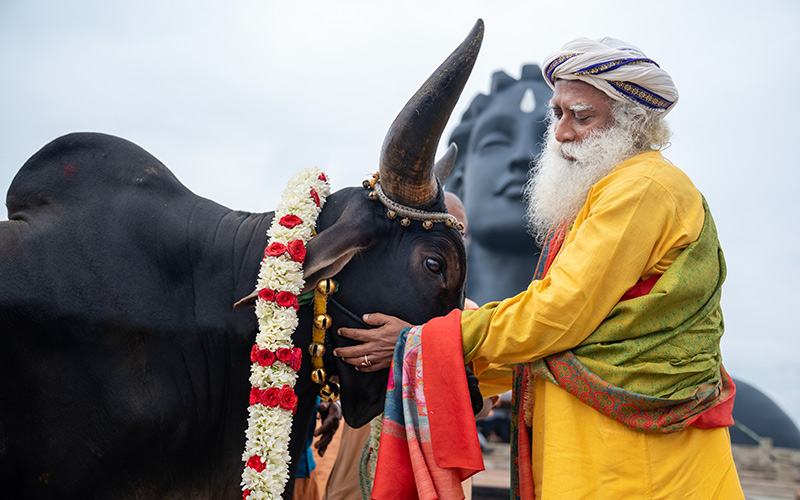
[241,168,331,500]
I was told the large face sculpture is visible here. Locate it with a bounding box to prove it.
[447,64,552,252]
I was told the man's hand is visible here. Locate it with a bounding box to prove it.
[314,401,342,457]
[334,313,411,372]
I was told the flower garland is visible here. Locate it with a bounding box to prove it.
[241,168,331,500]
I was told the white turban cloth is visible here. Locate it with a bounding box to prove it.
[542,37,679,115]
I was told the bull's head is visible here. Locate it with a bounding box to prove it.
[301,20,484,427]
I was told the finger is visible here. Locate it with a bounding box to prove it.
[363,313,411,328]
[315,433,333,447]
[342,351,394,369]
[333,344,373,359]
[315,436,333,456]
[336,327,376,343]
[315,419,337,436]
[354,359,391,373]
[339,355,367,367]
[334,342,396,360]
[360,313,389,326]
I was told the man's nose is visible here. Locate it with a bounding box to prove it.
[554,118,575,143]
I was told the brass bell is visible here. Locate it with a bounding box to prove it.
[445,218,454,228]
[400,218,411,227]
[320,381,341,402]
[308,342,326,357]
[422,220,433,230]
[362,179,371,189]
[456,222,465,232]
[314,314,333,330]
[311,368,328,385]
[386,210,396,220]
[316,279,337,295]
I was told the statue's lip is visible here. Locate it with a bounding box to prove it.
[494,176,527,198]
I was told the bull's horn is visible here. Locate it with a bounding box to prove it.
[433,143,458,184]
[379,19,483,208]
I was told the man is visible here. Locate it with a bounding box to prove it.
[338,37,744,499]
[445,65,550,305]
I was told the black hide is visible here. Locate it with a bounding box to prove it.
[0,132,466,499]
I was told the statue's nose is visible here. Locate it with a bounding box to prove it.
[509,122,543,173]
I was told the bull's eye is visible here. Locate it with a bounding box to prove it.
[425,258,442,273]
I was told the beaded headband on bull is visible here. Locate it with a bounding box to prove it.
[363,172,465,235]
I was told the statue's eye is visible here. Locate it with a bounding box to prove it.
[425,258,442,273]
[476,131,512,154]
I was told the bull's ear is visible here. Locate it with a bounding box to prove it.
[302,207,377,293]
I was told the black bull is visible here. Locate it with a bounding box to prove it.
[0,21,484,499]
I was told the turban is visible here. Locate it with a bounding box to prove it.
[542,37,679,115]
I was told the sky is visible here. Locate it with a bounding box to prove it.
[2,1,799,429]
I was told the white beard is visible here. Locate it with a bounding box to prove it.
[524,123,639,244]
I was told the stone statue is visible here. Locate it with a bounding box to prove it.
[446,64,551,305]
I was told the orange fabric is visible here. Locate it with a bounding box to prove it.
[425,310,484,473]
[371,310,483,500]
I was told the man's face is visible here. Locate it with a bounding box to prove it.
[549,79,614,150]
[525,81,637,239]
[462,77,551,251]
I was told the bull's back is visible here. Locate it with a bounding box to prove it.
[0,133,254,498]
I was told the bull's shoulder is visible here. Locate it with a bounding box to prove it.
[6,132,190,217]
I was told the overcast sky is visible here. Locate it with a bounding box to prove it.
[2,1,798,428]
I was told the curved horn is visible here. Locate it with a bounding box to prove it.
[379,19,484,208]
[433,143,458,184]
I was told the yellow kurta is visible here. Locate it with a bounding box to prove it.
[461,151,743,499]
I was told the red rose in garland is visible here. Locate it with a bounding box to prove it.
[276,348,294,365]
[264,242,287,257]
[250,345,259,363]
[256,348,276,368]
[275,291,299,310]
[278,385,298,413]
[290,348,302,371]
[246,455,266,472]
[279,214,303,229]
[262,387,281,408]
[258,288,275,302]
[249,387,260,405]
[286,239,306,263]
